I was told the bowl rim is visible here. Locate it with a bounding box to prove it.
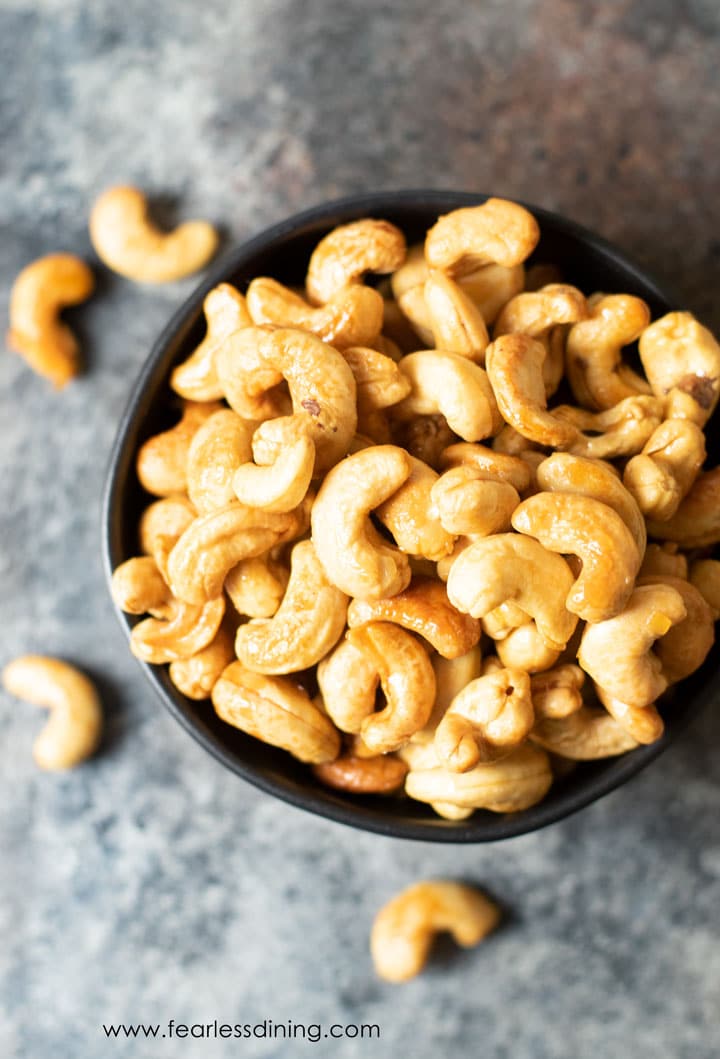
[102,188,708,843]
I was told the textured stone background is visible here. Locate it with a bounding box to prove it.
[1,1,719,1057]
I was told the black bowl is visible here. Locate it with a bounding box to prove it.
[103,190,718,842]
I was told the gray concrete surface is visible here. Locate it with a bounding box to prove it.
[1,1,719,1056]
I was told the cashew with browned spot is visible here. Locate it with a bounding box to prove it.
[136,401,222,497]
[170,284,252,401]
[425,198,539,275]
[645,468,720,547]
[392,414,456,470]
[374,455,455,561]
[565,294,651,410]
[623,418,706,520]
[246,277,384,349]
[306,218,406,303]
[394,351,501,441]
[639,311,720,426]
[186,409,255,514]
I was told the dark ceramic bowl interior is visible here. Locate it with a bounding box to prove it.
[103,190,719,842]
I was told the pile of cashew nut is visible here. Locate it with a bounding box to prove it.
[104,197,720,821]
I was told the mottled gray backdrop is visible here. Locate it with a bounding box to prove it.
[1,1,719,1057]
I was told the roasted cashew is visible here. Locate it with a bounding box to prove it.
[554,395,664,459]
[645,468,720,547]
[3,656,102,770]
[439,442,532,493]
[186,408,255,513]
[485,334,580,447]
[425,198,539,275]
[234,541,348,674]
[531,707,639,759]
[212,662,340,764]
[394,351,501,441]
[405,743,553,814]
[578,583,687,709]
[317,635,379,734]
[623,419,706,521]
[565,294,651,409]
[305,218,406,303]
[216,327,357,472]
[311,445,412,600]
[639,311,720,426]
[232,416,315,514]
[89,185,218,282]
[130,596,226,664]
[491,424,542,456]
[535,452,646,557]
[170,283,252,401]
[347,578,481,659]
[6,253,95,388]
[430,465,520,537]
[423,270,489,362]
[225,553,289,619]
[136,400,222,497]
[639,543,688,581]
[512,492,641,622]
[381,297,423,353]
[166,503,295,605]
[371,881,500,983]
[495,623,562,673]
[689,559,720,620]
[481,601,531,640]
[138,494,196,579]
[312,751,408,795]
[455,263,525,324]
[375,456,455,561]
[411,646,484,746]
[246,277,383,348]
[392,414,457,470]
[168,618,236,700]
[594,686,664,745]
[434,668,534,771]
[111,555,173,619]
[530,665,584,719]
[341,346,411,413]
[637,575,714,685]
[447,534,577,651]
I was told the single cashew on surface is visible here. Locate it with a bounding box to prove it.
[565,294,651,410]
[311,445,412,600]
[578,583,687,709]
[6,253,95,387]
[136,400,222,497]
[623,418,706,521]
[425,198,540,275]
[371,881,500,983]
[170,284,252,401]
[531,707,639,760]
[639,311,720,426]
[89,185,218,282]
[306,218,406,303]
[246,277,384,349]
[374,455,455,561]
[645,468,720,547]
[3,655,102,769]
[394,350,501,441]
[235,540,348,674]
[447,534,578,651]
[186,409,256,514]
[512,492,641,622]
[212,662,340,764]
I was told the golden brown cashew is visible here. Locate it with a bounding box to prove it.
[645,468,720,547]
[411,646,485,746]
[405,743,553,813]
[623,419,706,521]
[246,277,384,348]
[130,596,226,664]
[186,409,256,514]
[111,556,173,618]
[425,198,540,275]
[578,583,686,708]
[639,543,688,581]
[447,534,578,651]
[485,334,580,447]
[423,270,489,362]
[491,424,542,456]
[371,881,500,983]
[311,445,412,600]
[347,578,481,659]
[512,492,641,622]
[225,553,289,618]
[457,263,525,324]
[439,442,532,493]
[212,662,340,764]
[375,456,455,561]
[430,466,520,537]
[166,503,295,605]
[313,750,408,794]
[639,311,720,426]
[136,401,222,497]
[216,327,357,472]
[495,623,562,673]
[168,619,236,700]
[6,253,95,388]
[637,575,714,685]
[341,346,411,412]
[89,185,218,282]
[481,601,530,640]
[317,635,379,734]
[306,218,406,303]
[232,416,315,514]
[536,452,647,557]
[594,686,665,745]
[394,351,501,441]
[138,494,196,578]
[3,656,102,770]
[689,559,720,620]
[531,707,639,759]
[170,284,252,401]
[530,665,585,719]
[565,294,651,410]
[234,541,348,674]
[345,622,436,753]
[392,414,457,470]
[434,668,534,771]
[554,395,664,459]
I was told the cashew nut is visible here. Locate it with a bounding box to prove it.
[371,881,500,983]
[578,583,687,709]
[554,395,664,459]
[246,277,384,349]
[136,400,222,497]
[411,646,484,746]
[89,185,218,282]
[185,408,256,513]
[430,465,520,537]
[311,445,412,600]
[111,555,173,618]
[225,553,288,619]
[645,468,720,547]
[594,686,665,746]
[689,559,720,620]
[439,442,532,493]
[130,595,227,664]
[512,492,641,622]
[447,534,578,651]
[306,218,406,303]
[623,418,706,521]
[423,270,489,362]
[212,662,340,764]
[639,311,720,426]
[639,543,688,581]
[491,423,542,456]
[456,263,526,324]
[392,413,456,470]
[347,578,481,659]
[168,618,236,700]
[234,541,348,674]
[531,707,639,760]
[374,455,456,561]
[341,345,411,413]
[637,574,714,686]
[317,635,379,734]
[170,284,252,401]
[232,416,315,514]
[495,623,562,673]
[6,253,95,388]
[565,294,651,409]
[394,351,501,441]
[312,751,408,795]
[530,665,585,719]
[425,198,539,275]
[138,494,196,579]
